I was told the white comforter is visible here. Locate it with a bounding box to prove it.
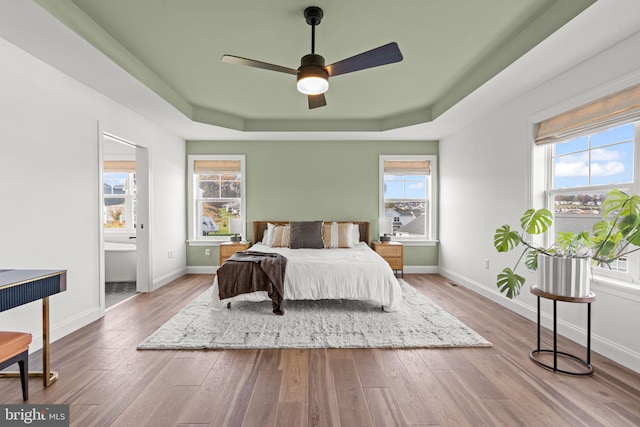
[211,242,401,311]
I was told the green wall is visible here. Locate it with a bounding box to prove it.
[186,140,438,267]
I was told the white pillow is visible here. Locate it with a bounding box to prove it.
[265,222,276,246]
[351,223,360,245]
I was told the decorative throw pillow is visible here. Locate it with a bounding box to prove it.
[322,222,354,248]
[322,223,334,248]
[271,225,290,247]
[289,221,324,249]
[338,223,353,247]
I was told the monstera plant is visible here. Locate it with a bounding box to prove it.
[493,189,640,298]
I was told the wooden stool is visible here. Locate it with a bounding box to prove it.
[0,331,32,400]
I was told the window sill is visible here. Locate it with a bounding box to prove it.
[591,273,640,303]
[387,240,439,247]
[187,240,227,247]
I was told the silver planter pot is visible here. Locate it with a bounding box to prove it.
[537,254,591,297]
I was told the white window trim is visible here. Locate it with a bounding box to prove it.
[529,73,640,294]
[103,171,136,233]
[379,154,438,244]
[529,71,640,207]
[543,124,640,283]
[533,149,640,297]
[187,154,246,245]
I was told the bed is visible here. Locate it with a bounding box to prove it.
[211,221,402,312]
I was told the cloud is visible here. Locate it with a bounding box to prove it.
[555,159,588,177]
[591,148,620,161]
[555,148,625,177]
[591,161,625,176]
[408,182,424,191]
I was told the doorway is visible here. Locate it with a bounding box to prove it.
[99,131,151,312]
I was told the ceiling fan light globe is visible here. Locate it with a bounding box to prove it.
[297,76,329,95]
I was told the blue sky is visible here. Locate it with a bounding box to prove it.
[104,172,128,193]
[553,123,634,188]
[384,176,426,199]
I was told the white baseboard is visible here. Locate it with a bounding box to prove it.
[404,265,439,274]
[186,266,218,275]
[29,306,102,354]
[437,266,640,374]
[437,267,535,319]
[153,268,188,290]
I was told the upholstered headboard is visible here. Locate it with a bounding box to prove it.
[252,221,370,245]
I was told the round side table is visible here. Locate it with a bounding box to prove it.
[530,285,596,376]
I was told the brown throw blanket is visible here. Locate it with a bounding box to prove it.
[216,251,287,315]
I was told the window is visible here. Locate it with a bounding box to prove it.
[379,155,437,242]
[188,155,245,243]
[103,161,136,231]
[534,82,640,283]
[545,121,639,277]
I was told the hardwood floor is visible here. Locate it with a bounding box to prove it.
[1,274,639,426]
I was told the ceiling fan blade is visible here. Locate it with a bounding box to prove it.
[326,42,403,77]
[308,93,327,109]
[221,55,298,75]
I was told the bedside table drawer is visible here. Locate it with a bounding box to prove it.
[219,242,251,265]
[220,245,241,257]
[373,242,403,278]
[385,258,403,269]
[376,245,402,257]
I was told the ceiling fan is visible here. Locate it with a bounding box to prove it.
[221,6,403,109]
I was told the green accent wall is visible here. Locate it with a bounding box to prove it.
[186,140,438,267]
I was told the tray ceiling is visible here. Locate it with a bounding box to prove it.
[33,0,595,132]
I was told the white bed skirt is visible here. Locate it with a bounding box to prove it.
[212,242,401,312]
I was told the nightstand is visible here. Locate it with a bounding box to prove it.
[373,241,403,278]
[219,241,251,265]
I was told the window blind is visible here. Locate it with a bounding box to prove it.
[104,160,136,173]
[535,83,640,145]
[384,160,430,175]
[194,160,241,174]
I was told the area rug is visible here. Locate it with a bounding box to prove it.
[137,280,491,350]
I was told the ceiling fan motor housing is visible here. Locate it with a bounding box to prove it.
[297,53,328,80]
[297,54,328,95]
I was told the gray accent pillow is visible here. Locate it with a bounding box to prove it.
[289,221,324,249]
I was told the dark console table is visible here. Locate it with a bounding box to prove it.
[530,285,595,376]
[0,269,67,386]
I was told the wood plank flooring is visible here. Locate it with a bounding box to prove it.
[1,274,639,426]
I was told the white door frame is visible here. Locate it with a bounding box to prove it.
[135,145,152,293]
[98,126,152,314]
